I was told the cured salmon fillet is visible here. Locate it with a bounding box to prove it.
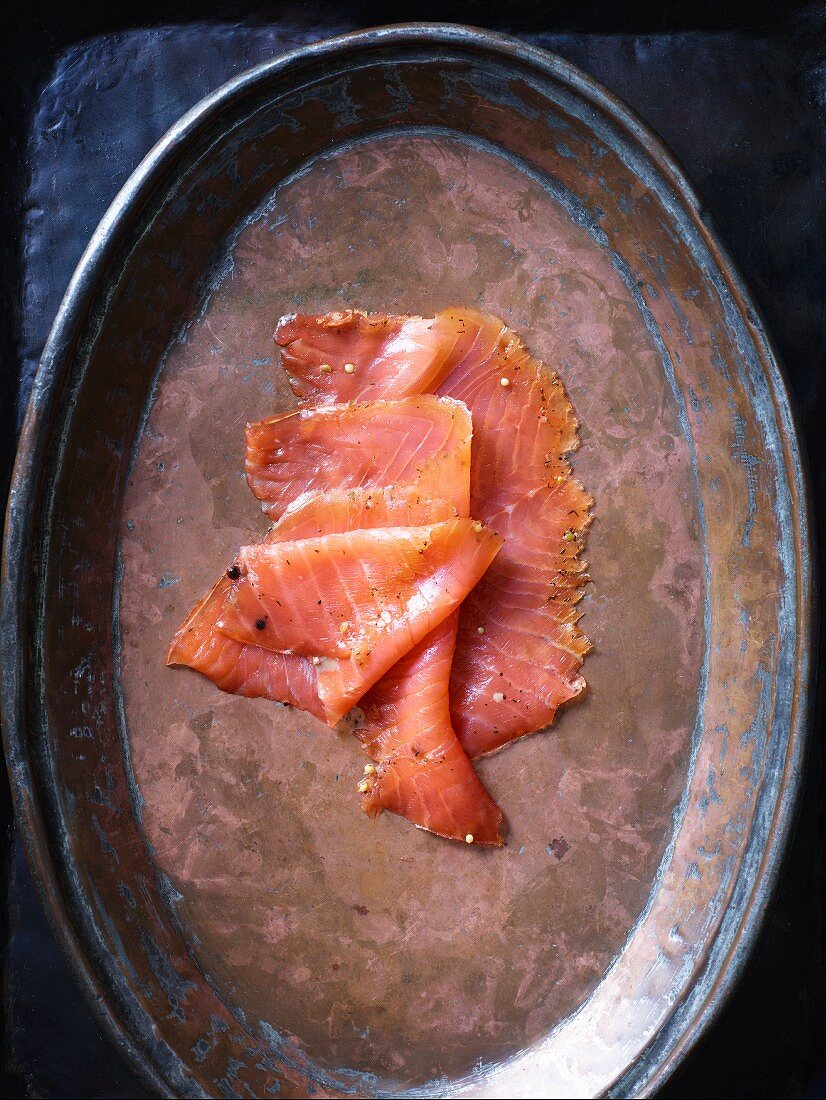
[217,520,503,722]
[356,612,502,845]
[245,395,471,519]
[165,576,324,720]
[275,308,592,757]
[276,310,459,405]
[434,310,592,757]
[165,492,456,717]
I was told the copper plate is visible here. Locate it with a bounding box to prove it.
[1,24,813,1099]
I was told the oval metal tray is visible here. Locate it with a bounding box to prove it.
[1,24,812,1099]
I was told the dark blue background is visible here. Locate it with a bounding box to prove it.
[1,3,824,1096]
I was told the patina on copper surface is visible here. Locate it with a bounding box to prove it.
[1,24,812,1100]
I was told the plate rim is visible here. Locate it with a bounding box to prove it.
[1,22,814,1099]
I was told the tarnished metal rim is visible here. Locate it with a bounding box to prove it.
[1,23,813,1098]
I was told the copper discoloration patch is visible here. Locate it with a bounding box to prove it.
[121,135,702,1083]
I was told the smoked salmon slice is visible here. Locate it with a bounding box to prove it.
[275,308,592,757]
[216,520,503,722]
[447,483,591,758]
[165,575,324,720]
[276,310,460,406]
[165,486,458,723]
[356,612,502,845]
[245,396,471,519]
[435,309,591,757]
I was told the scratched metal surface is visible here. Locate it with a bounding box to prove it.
[1,10,822,1100]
